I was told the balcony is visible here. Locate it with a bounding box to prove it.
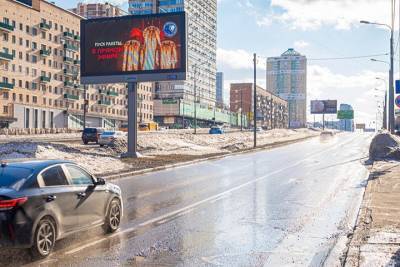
[64,80,74,88]
[97,100,111,106]
[39,22,51,31]
[107,91,119,97]
[74,85,84,91]
[63,56,74,64]
[40,76,51,83]
[63,31,74,39]
[63,69,78,77]
[64,93,79,101]
[74,35,80,41]
[0,82,14,90]
[0,21,14,32]
[73,59,80,65]
[64,43,79,52]
[40,49,51,57]
[98,89,107,95]
[0,51,14,62]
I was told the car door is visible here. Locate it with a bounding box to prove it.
[39,165,80,234]
[64,164,108,228]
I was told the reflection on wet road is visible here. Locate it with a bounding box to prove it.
[1,133,373,266]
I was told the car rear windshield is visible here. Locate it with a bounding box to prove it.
[0,166,34,189]
[84,128,96,133]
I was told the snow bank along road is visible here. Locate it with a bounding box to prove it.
[0,132,373,266]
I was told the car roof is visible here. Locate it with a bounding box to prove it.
[1,159,75,172]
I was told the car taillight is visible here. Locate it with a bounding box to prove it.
[0,197,28,211]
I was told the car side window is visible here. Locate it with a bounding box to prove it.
[41,166,69,187]
[66,165,93,186]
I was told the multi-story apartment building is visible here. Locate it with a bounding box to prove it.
[70,2,124,19]
[267,48,307,128]
[216,72,224,107]
[129,0,217,128]
[230,83,288,129]
[0,0,153,130]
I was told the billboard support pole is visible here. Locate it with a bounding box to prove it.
[322,113,325,130]
[83,85,87,129]
[122,82,141,158]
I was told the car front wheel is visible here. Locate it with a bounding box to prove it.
[104,199,122,234]
[31,217,56,259]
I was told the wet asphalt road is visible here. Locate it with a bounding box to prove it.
[1,132,373,266]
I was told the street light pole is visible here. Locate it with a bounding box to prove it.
[361,14,395,133]
[194,66,197,134]
[389,26,395,133]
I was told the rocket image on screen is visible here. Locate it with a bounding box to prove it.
[122,22,178,72]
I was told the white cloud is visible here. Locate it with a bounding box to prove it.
[217,48,266,70]
[294,40,310,49]
[257,0,395,30]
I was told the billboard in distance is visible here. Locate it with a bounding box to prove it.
[310,100,338,114]
[81,12,186,84]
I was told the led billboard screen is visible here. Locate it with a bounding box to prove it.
[81,12,186,84]
[310,100,338,114]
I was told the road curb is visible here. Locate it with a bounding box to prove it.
[102,134,320,180]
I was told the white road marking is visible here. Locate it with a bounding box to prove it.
[63,135,363,256]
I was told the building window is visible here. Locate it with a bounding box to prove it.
[33,96,37,103]
[3,106,8,114]
[3,92,9,99]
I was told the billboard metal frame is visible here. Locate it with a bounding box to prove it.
[80,12,187,84]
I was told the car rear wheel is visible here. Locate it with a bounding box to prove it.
[31,217,56,259]
[104,199,121,234]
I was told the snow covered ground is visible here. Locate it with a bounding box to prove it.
[0,129,320,175]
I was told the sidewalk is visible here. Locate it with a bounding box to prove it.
[345,161,400,266]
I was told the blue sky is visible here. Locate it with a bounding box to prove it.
[54,0,397,126]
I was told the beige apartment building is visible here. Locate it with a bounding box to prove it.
[70,2,124,19]
[0,0,154,129]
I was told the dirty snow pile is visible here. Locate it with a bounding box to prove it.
[0,142,128,175]
[136,128,319,156]
[369,133,400,160]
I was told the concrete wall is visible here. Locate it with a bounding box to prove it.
[10,104,65,129]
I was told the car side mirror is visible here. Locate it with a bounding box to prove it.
[95,177,106,186]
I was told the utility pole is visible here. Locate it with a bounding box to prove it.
[182,99,185,129]
[253,53,257,148]
[194,66,197,134]
[240,89,243,131]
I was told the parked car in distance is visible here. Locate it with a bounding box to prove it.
[98,131,126,147]
[256,127,264,132]
[82,127,104,144]
[209,126,224,134]
[0,160,123,259]
[139,122,159,131]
